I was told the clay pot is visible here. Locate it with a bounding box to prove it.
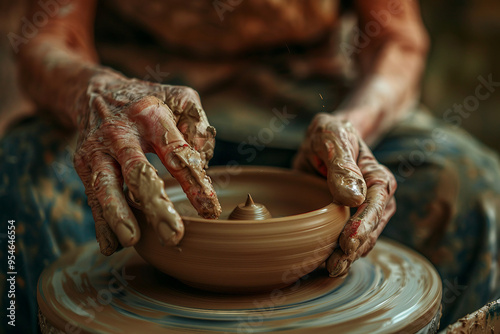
[127,166,349,293]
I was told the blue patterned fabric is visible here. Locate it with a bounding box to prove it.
[374,109,500,326]
[0,119,96,334]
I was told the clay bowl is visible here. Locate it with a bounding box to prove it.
[127,166,349,293]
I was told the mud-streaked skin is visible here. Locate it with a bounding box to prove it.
[73,74,221,255]
[294,114,397,277]
[18,18,221,255]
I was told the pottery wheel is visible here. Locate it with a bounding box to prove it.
[38,239,442,333]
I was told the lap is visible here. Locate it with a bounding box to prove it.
[0,118,95,333]
[373,108,500,325]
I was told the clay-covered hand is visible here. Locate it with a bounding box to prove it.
[73,71,221,255]
[293,113,396,277]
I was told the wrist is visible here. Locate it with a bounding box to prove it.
[334,108,377,141]
[68,66,126,130]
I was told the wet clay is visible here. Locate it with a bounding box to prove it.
[126,162,184,245]
[228,194,272,220]
[37,239,442,333]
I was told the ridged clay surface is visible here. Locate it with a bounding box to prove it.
[129,166,349,293]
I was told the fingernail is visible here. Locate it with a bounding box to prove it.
[340,217,365,254]
[344,178,366,205]
[158,222,182,246]
[115,222,135,247]
[329,258,349,277]
[326,250,347,277]
[331,178,366,207]
[343,238,360,255]
[198,197,222,219]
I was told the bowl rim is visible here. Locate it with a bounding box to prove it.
[126,166,344,225]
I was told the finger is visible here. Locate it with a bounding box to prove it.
[74,152,119,255]
[309,116,367,207]
[163,86,216,167]
[125,161,185,246]
[178,105,216,168]
[326,248,359,278]
[102,119,185,246]
[360,197,396,257]
[338,141,397,255]
[88,150,141,248]
[129,97,221,219]
[326,197,396,277]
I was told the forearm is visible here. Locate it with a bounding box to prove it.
[337,44,427,144]
[17,0,120,129]
[336,0,429,145]
[20,42,97,127]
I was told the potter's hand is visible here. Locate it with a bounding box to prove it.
[293,113,396,277]
[73,72,221,255]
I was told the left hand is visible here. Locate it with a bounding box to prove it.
[293,113,397,277]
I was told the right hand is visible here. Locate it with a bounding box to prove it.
[293,113,397,277]
[73,71,221,255]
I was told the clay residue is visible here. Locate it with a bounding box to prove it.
[163,86,216,168]
[170,145,222,219]
[127,161,184,245]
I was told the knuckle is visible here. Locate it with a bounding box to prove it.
[114,144,140,160]
[179,86,200,100]
[123,157,151,177]
[365,164,395,188]
[73,152,85,170]
[129,95,163,116]
[310,113,331,130]
[378,164,397,194]
[186,105,202,120]
[102,126,140,155]
[139,95,163,105]
[91,169,117,194]
[163,85,201,115]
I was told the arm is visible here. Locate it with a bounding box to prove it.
[18,0,99,128]
[337,0,429,144]
[18,0,221,255]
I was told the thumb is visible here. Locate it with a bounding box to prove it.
[313,132,367,207]
[327,154,366,207]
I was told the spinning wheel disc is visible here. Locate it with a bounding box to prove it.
[38,239,441,333]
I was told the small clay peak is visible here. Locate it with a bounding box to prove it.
[228,194,272,221]
[245,194,255,207]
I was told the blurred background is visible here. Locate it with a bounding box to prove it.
[1,0,499,151]
[420,0,500,153]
